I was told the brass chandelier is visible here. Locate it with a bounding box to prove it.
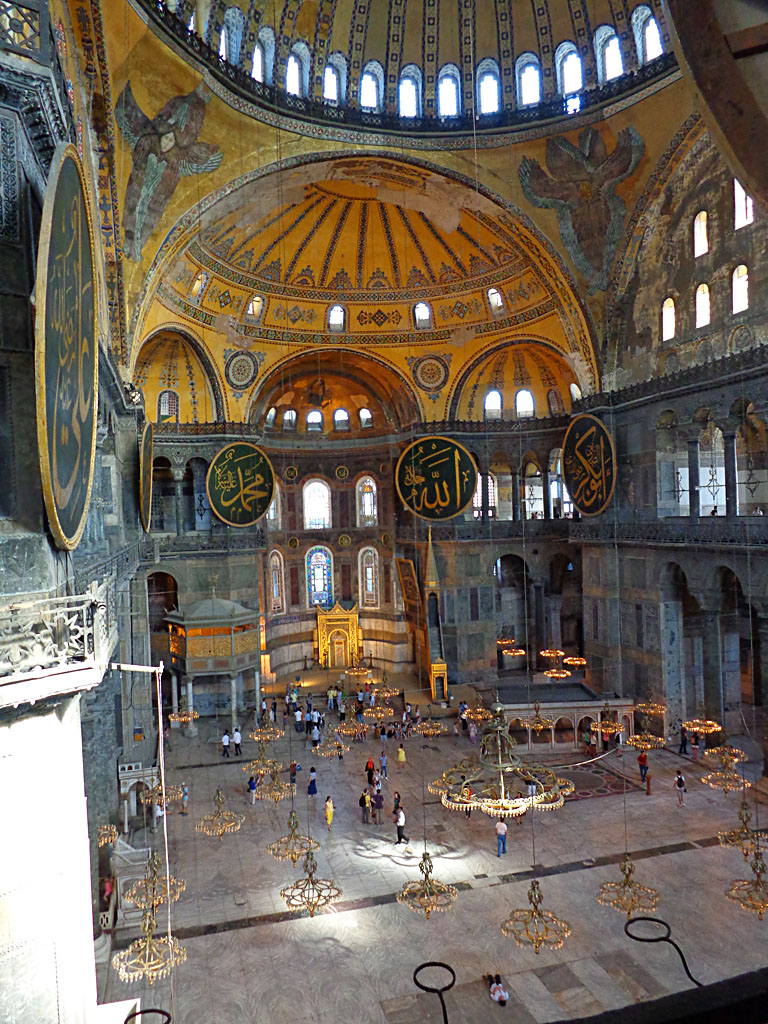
[625,713,664,751]
[726,847,768,920]
[195,788,245,840]
[168,700,199,725]
[540,648,571,679]
[414,716,445,738]
[497,627,525,657]
[112,857,186,986]
[280,849,342,917]
[596,853,659,918]
[597,701,622,734]
[718,800,766,861]
[98,824,118,847]
[396,851,458,919]
[682,703,722,735]
[124,853,186,911]
[249,724,284,745]
[524,701,554,733]
[363,702,392,720]
[315,735,351,759]
[267,809,320,866]
[701,746,751,795]
[139,783,183,809]
[501,880,570,954]
[253,764,296,805]
[374,684,399,700]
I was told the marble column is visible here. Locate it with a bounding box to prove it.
[699,610,724,724]
[659,598,685,726]
[533,583,546,671]
[511,472,521,522]
[230,675,238,732]
[723,432,738,519]
[687,438,700,520]
[170,671,180,729]
[481,472,490,520]
[542,469,552,519]
[754,616,768,708]
[172,469,185,536]
[254,667,261,713]
[721,628,741,711]
[184,678,197,737]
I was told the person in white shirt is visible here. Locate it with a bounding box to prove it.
[495,818,507,857]
[488,973,509,1006]
[233,727,242,756]
[221,730,230,757]
[294,707,303,732]
[396,807,408,844]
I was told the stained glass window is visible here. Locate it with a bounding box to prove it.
[306,546,333,607]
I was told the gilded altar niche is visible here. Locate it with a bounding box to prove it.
[316,603,360,668]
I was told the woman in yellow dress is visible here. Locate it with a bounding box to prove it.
[324,795,334,831]
[397,743,407,769]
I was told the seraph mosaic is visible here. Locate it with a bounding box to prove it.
[519,126,644,293]
[115,82,223,260]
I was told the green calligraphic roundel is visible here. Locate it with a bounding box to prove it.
[206,442,275,527]
[395,436,477,521]
[562,413,617,517]
[139,422,154,533]
[35,145,98,551]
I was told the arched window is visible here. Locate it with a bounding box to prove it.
[220,6,245,65]
[245,294,263,321]
[188,11,196,32]
[328,304,345,331]
[570,382,583,402]
[516,53,541,106]
[484,390,502,420]
[359,408,373,429]
[334,409,350,431]
[190,271,208,304]
[733,265,749,313]
[323,65,339,102]
[359,547,379,608]
[399,65,422,117]
[515,389,535,418]
[413,301,432,328]
[158,390,179,422]
[286,54,301,96]
[437,64,460,116]
[251,42,264,81]
[595,26,622,83]
[695,283,710,328]
[356,476,378,527]
[556,43,582,113]
[266,482,281,528]
[472,474,497,518]
[547,389,566,416]
[487,287,504,313]
[306,410,323,432]
[282,408,297,431]
[265,406,276,428]
[325,52,348,104]
[360,61,383,110]
[477,59,500,114]
[632,6,663,64]
[303,480,331,529]
[269,551,285,613]
[306,546,333,606]
[662,297,676,341]
[693,211,708,257]
[256,26,275,85]
[734,179,754,229]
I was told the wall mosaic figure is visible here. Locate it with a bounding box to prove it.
[115,82,223,260]
[519,126,644,293]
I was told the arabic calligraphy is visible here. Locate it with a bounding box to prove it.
[36,147,97,550]
[396,436,477,521]
[206,442,275,527]
[562,414,616,517]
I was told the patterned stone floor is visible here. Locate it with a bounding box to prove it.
[99,695,767,1023]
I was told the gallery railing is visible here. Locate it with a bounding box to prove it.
[569,518,768,547]
[0,1,50,64]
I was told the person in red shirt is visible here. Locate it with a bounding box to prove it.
[637,750,648,782]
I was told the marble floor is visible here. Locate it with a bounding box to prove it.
[99,696,768,1022]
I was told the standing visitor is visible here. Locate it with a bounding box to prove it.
[392,791,402,817]
[673,769,686,806]
[180,783,189,816]
[290,760,298,786]
[637,750,648,782]
[307,766,318,798]
[360,789,371,824]
[365,756,375,786]
[495,818,507,857]
[295,707,303,732]
[691,731,700,761]
[233,726,242,756]
[468,721,477,744]
[311,724,320,747]
[397,743,407,769]
[247,776,257,804]
[373,789,384,824]
[396,806,408,844]
[380,750,388,779]
[221,730,230,757]
[679,725,688,755]
[325,796,334,831]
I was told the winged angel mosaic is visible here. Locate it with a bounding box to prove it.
[519,126,643,293]
[115,82,223,260]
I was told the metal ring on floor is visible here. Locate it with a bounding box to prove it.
[413,961,456,1024]
[123,1011,172,1023]
[624,916,702,987]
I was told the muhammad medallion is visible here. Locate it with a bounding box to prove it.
[562,414,616,517]
[206,442,275,527]
[395,436,477,521]
[139,421,154,533]
[35,145,98,550]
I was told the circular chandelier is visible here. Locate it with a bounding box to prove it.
[336,720,362,737]
[194,788,245,840]
[726,847,768,919]
[414,717,445,738]
[139,783,183,810]
[242,756,281,778]
[500,880,571,954]
[562,655,587,668]
[280,849,342,917]
[681,703,722,735]
[98,824,118,848]
[168,701,198,725]
[596,854,659,918]
[315,735,351,759]
[540,648,572,680]
[719,801,765,861]
[498,629,525,657]
[249,725,283,745]
[597,701,622,734]
[429,702,574,818]
[396,851,458,919]
[112,909,187,986]
[374,685,399,700]
[267,810,320,866]
[363,702,392,721]
[524,701,554,733]
[497,626,516,647]
[345,662,368,678]
[634,698,666,716]
[701,746,750,795]
[124,853,186,911]
[625,714,664,751]
[463,705,493,724]
[253,765,296,805]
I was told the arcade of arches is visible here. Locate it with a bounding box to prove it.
[5,2,768,1023]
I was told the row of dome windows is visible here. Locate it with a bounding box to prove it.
[197,5,663,117]
[266,406,374,432]
[483,384,582,421]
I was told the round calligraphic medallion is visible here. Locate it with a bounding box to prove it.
[206,442,275,527]
[35,145,98,551]
[284,465,298,482]
[224,350,259,390]
[412,355,449,393]
[562,414,617,517]
[288,536,299,550]
[395,436,477,521]
[339,534,351,548]
[139,422,154,533]
[335,465,349,481]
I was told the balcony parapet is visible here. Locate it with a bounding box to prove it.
[569,517,768,548]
